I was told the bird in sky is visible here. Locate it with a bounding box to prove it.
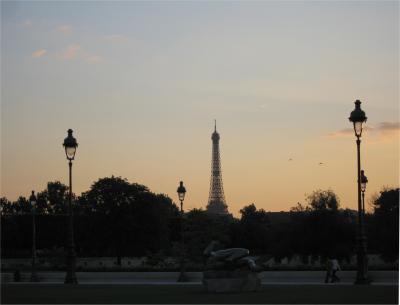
[318,162,324,165]
[288,158,293,161]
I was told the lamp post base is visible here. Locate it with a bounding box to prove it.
[355,235,369,285]
[177,272,189,282]
[65,252,78,284]
[354,277,372,285]
[64,274,78,284]
[30,272,39,282]
[177,258,188,282]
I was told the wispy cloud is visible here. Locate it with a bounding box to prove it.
[378,122,400,132]
[22,20,32,27]
[83,54,103,63]
[31,49,47,58]
[56,25,72,34]
[61,44,80,59]
[376,122,400,141]
[328,122,399,142]
[103,34,129,42]
[328,128,356,138]
[58,44,103,63]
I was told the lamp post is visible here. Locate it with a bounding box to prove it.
[177,181,187,282]
[349,100,369,284]
[63,129,78,284]
[361,170,368,216]
[30,191,38,282]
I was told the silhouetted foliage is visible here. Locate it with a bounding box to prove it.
[272,190,355,261]
[0,197,13,216]
[1,183,398,267]
[77,176,178,261]
[1,182,70,216]
[37,181,69,214]
[371,188,399,262]
[184,209,234,261]
[234,204,271,253]
[13,197,31,215]
[306,189,340,211]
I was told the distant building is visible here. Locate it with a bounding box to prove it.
[206,121,229,215]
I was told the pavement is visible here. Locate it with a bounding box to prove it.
[1,283,398,304]
[1,271,398,285]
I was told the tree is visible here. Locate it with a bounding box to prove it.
[1,197,20,257]
[306,189,339,211]
[290,202,310,213]
[78,176,178,261]
[284,190,354,260]
[184,209,234,261]
[236,204,271,253]
[0,197,13,216]
[0,182,70,216]
[13,196,31,215]
[30,181,71,215]
[371,188,399,262]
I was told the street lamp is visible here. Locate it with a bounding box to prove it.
[63,129,78,284]
[360,170,368,216]
[177,181,187,282]
[30,191,38,282]
[349,100,369,284]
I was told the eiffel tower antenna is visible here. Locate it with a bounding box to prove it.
[206,121,228,214]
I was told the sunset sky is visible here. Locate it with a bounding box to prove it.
[2,1,399,216]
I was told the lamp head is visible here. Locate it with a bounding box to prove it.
[360,170,368,193]
[29,190,37,207]
[349,100,367,138]
[177,181,186,202]
[63,129,78,160]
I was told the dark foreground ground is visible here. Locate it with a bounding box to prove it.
[1,284,398,304]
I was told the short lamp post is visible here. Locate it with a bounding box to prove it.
[63,129,78,284]
[30,191,39,282]
[349,100,369,284]
[177,181,187,282]
[360,170,368,216]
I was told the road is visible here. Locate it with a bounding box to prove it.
[2,270,398,285]
[1,283,398,304]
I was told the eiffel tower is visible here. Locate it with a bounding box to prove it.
[206,120,229,214]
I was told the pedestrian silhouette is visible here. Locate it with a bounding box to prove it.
[325,256,341,283]
[331,257,341,282]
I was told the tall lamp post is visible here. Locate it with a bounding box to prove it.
[349,100,369,284]
[63,129,78,284]
[30,191,38,282]
[177,181,187,282]
[361,170,368,216]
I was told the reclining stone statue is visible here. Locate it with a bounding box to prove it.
[202,241,262,292]
[203,240,261,272]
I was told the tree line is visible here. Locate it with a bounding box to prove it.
[1,177,398,264]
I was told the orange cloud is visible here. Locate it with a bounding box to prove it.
[103,34,129,42]
[378,122,400,132]
[376,122,400,141]
[56,25,72,34]
[328,122,399,142]
[23,20,32,27]
[31,49,47,58]
[61,44,80,59]
[327,128,354,138]
[84,54,103,63]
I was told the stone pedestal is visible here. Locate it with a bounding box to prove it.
[202,270,261,293]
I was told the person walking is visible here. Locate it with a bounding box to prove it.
[330,258,341,283]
